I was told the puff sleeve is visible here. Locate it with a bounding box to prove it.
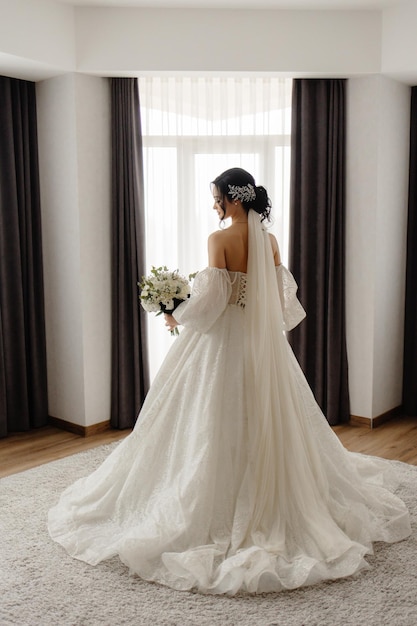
[276,264,306,331]
[173,267,232,334]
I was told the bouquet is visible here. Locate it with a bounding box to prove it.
[139,266,196,335]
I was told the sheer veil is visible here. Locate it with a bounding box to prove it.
[244,210,330,547]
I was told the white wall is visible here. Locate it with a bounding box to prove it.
[382,0,417,85]
[36,74,84,425]
[346,77,378,418]
[0,0,75,80]
[75,8,381,76]
[36,73,111,428]
[76,74,112,426]
[373,76,410,417]
[346,75,410,420]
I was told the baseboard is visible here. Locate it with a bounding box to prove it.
[48,416,111,438]
[350,405,403,429]
[49,406,403,435]
[349,414,373,428]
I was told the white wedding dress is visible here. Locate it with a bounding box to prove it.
[48,211,411,595]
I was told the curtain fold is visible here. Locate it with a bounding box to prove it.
[110,78,150,429]
[0,76,48,437]
[402,86,417,416]
[289,79,349,425]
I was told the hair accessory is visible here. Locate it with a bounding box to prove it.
[228,183,256,203]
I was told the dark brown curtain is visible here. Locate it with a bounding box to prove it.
[0,76,48,437]
[403,86,417,416]
[110,78,149,429]
[289,79,349,425]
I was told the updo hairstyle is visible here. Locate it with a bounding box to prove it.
[211,167,272,222]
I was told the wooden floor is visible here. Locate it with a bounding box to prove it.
[1,415,416,479]
[333,415,417,466]
[0,425,130,478]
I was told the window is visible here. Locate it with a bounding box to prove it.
[139,76,292,378]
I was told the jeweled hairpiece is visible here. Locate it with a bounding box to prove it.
[228,183,256,203]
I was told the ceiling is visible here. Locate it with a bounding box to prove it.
[52,0,410,10]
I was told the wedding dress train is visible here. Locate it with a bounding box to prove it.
[48,211,410,595]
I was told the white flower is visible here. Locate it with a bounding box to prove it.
[138,265,195,322]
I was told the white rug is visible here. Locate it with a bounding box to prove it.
[1,443,416,626]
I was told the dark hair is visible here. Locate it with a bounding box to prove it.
[211,167,272,222]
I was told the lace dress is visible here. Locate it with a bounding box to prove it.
[48,258,411,595]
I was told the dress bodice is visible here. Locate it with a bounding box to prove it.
[174,265,306,333]
[228,271,247,308]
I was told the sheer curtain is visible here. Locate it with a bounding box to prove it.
[138,75,292,379]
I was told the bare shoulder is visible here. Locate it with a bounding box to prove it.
[208,229,226,243]
[208,230,226,252]
[208,230,227,268]
[268,232,281,265]
[268,232,278,251]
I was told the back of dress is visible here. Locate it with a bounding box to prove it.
[48,208,411,596]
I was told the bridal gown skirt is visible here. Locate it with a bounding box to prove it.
[48,297,411,595]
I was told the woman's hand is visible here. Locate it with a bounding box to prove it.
[164,313,178,333]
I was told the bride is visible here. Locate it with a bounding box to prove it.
[48,167,411,595]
